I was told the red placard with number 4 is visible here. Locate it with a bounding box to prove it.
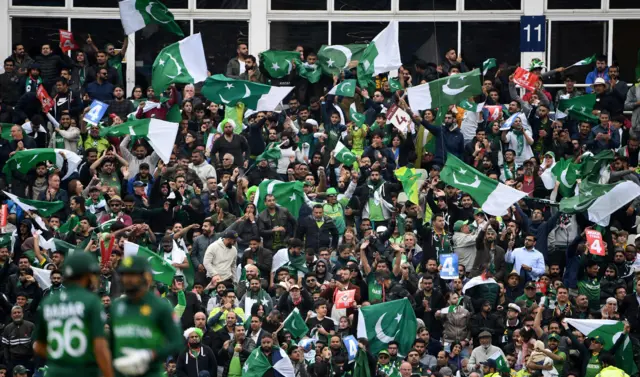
[513,67,539,91]
[586,228,605,256]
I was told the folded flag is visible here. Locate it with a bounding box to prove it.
[357,298,417,355]
[33,267,52,290]
[243,346,294,377]
[259,50,300,79]
[202,75,293,111]
[318,44,367,76]
[2,148,81,181]
[353,349,372,377]
[100,118,178,163]
[2,191,64,218]
[151,33,208,95]
[482,58,497,76]
[119,0,184,36]
[39,237,79,256]
[123,241,176,285]
[254,180,305,218]
[551,158,583,197]
[283,308,309,339]
[565,319,638,376]
[334,141,356,166]
[407,69,482,112]
[328,79,356,97]
[57,215,79,234]
[568,54,597,68]
[440,153,526,216]
[557,93,599,123]
[560,180,640,225]
[349,103,366,127]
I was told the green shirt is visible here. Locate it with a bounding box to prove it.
[552,349,566,376]
[586,353,602,377]
[366,273,383,303]
[578,277,601,311]
[34,284,106,377]
[108,54,124,84]
[110,292,183,377]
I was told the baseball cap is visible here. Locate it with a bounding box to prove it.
[473,208,483,216]
[289,284,300,290]
[118,255,150,274]
[326,188,338,196]
[590,335,604,345]
[525,281,537,289]
[133,181,146,187]
[594,77,607,86]
[13,366,29,375]
[222,229,238,239]
[478,331,492,338]
[548,333,561,342]
[63,252,100,278]
[453,220,468,232]
[378,350,390,356]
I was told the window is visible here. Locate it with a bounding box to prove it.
[70,19,126,82]
[547,0,600,9]
[613,20,639,83]
[11,17,67,59]
[464,0,521,10]
[194,20,248,75]
[609,0,640,8]
[399,22,457,66]
[196,0,248,9]
[74,0,187,6]
[399,0,456,10]
[12,0,64,5]
[135,20,190,90]
[271,0,327,10]
[462,22,520,71]
[334,0,391,11]
[331,22,386,45]
[550,21,607,83]
[270,22,328,53]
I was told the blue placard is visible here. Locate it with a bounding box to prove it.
[343,335,358,362]
[83,100,108,125]
[520,16,546,52]
[439,254,459,280]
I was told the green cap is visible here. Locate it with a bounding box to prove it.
[453,220,469,232]
[473,208,483,216]
[548,333,561,341]
[326,188,338,196]
[590,335,604,345]
[63,252,100,278]
[378,350,390,356]
[13,366,29,374]
[118,255,150,274]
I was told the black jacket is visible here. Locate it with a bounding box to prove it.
[166,291,202,330]
[257,207,297,251]
[176,345,218,377]
[52,89,83,120]
[0,72,22,106]
[34,54,69,84]
[296,214,339,251]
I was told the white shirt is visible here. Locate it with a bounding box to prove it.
[505,247,545,279]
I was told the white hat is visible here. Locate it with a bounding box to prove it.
[305,119,318,127]
[508,303,522,313]
[593,77,607,86]
[376,226,388,233]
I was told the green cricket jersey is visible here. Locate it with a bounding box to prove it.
[110,291,183,377]
[34,284,106,377]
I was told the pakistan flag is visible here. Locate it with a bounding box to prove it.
[357,22,402,90]
[123,242,176,285]
[100,118,179,163]
[259,50,300,79]
[557,93,599,122]
[254,180,305,218]
[2,148,81,181]
[119,0,184,36]
[201,75,293,111]
[551,158,583,197]
[318,44,367,76]
[407,69,483,112]
[559,180,640,225]
[151,33,208,95]
[440,153,526,216]
[357,298,417,355]
[2,191,64,218]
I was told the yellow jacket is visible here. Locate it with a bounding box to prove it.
[596,366,630,377]
[207,307,245,331]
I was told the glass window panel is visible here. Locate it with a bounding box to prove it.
[613,20,639,84]
[194,20,248,75]
[135,20,190,91]
[610,0,640,8]
[331,22,386,45]
[11,17,67,59]
[464,0,521,10]
[399,0,455,10]
[70,19,126,85]
[550,21,606,84]
[12,0,64,5]
[334,0,391,11]
[196,0,248,9]
[74,0,187,7]
[547,0,600,9]
[271,0,326,10]
[399,22,457,67]
[270,22,328,54]
[461,22,520,70]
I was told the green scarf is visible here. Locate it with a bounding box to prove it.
[26,75,43,92]
[513,129,525,156]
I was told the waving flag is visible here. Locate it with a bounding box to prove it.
[328,79,356,97]
[119,0,184,36]
[283,308,309,339]
[260,51,300,79]
[2,148,81,181]
[243,346,294,377]
[407,69,482,112]
[2,191,64,218]
[318,44,367,76]
[100,118,178,163]
[151,33,208,94]
[254,180,305,218]
[357,298,417,356]
[202,75,293,111]
[123,241,176,285]
[559,180,640,225]
[357,22,402,90]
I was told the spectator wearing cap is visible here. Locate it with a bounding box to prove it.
[501,303,522,346]
[127,162,154,196]
[467,331,504,374]
[516,281,541,308]
[278,280,314,320]
[452,219,480,271]
[119,135,161,177]
[130,181,150,208]
[11,365,28,377]
[98,195,133,226]
[593,79,623,117]
[203,229,238,283]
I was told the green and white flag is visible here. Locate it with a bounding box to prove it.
[202,75,293,111]
[557,93,599,122]
[255,144,282,162]
[357,22,402,90]
[568,54,597,68]
[565,319,638,375]
[388,77,403,92]
[259,50,300,79]
[489,352,510,374]
[580,150,615,183]
[318,44,368,76]
[151,33,208,94]
[2,191,64,218]
[254,180,305,218]
[271,248,309,277]
[349,103,366,127]
[99,118,178,163]
[0,233,11,248]
[283,308,309,339]
[119,0,184,36]
[551,158,582,197]
[2,148,81,181]
[297,62,322,83]
[559,180,640,225]
[334,141,356,166]
[440,153,526,216]
[39,237,79,256]
[407,69,483,112]
[243,346,294,377]
[482,58,497,76]
[357,298,417,356]
[328,79,356,97]
[123,241,176,285]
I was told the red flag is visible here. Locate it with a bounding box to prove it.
[335,289,356,309]
[513,67,539,91]
[484,105,503,122]
[36,85,53,113]
[586,228,605,256]
[59,30,79,53]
